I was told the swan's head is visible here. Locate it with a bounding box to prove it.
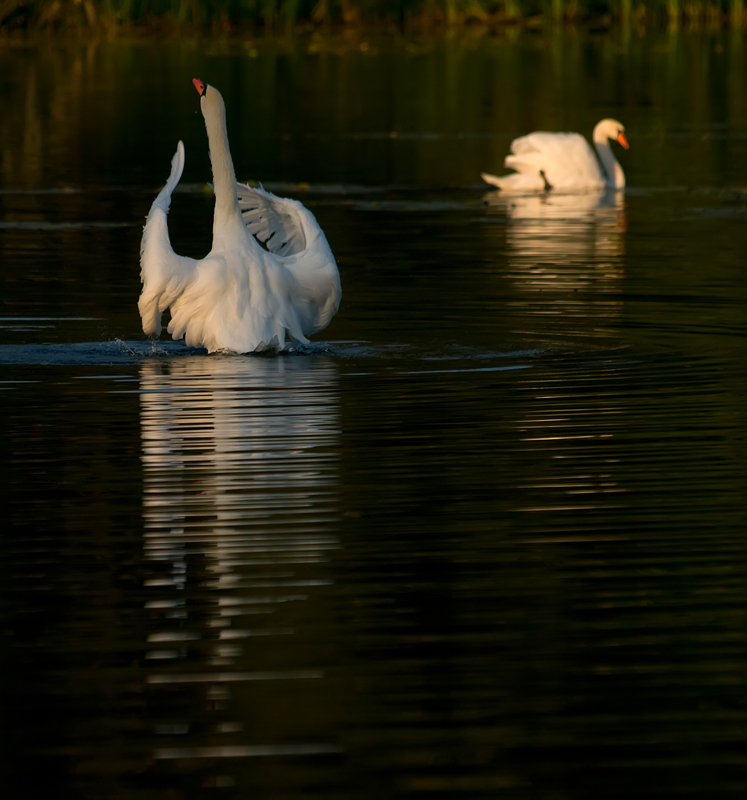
[192,78,226,121]
[594,118,629,150]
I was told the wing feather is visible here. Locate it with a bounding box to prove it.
[139,141,198,336]
[237,183,307,257]
[237,181,341,339]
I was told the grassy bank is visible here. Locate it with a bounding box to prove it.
[2,0,746,33]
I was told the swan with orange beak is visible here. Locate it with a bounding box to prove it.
[139,78,341,353]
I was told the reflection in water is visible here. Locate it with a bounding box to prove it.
[3,32,747,800]
[487,189,625,273]
[487,189,631,544]
[487,189,627,340]
[139,355,342,775]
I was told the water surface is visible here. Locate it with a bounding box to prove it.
[2,29,747,800]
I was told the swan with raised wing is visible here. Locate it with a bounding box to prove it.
[139,79,341,353]
[481,119,629,193]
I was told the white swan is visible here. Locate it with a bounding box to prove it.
[481,119,629,193]
[139,78,341,353]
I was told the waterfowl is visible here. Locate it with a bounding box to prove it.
[139,78,341,353]
[481,118,629,192]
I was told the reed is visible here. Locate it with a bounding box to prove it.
[1,0,745,30]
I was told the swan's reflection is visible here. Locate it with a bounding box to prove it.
[489,191,630,547]
[486,187,622,217]
[139,354,341,766]
[486,189,626,306]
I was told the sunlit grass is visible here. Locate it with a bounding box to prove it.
[1,0,745,31]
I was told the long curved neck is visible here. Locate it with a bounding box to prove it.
[203,96,242,233]
[593,135,625,189]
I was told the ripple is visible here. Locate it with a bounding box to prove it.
[154,743,342,759]
[0,338,542,369]
[349,199,474,212]
[0,187,82,195]
[0,340,204,365]
[147,670,324,684]
[0,220,137,230]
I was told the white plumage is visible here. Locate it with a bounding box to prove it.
[481,118,629,193]
[138,79,341,354]
[237,183,308,257]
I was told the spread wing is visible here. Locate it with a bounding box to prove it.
[236,181,341,339]
[139,141,198,336]
[237,182,307,257]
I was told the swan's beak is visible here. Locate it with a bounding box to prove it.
[617,131,630,150]
[193,78,207,97]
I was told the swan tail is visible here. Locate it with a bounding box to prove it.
[139,141,194,337]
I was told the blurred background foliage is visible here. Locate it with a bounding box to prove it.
[1,0,746,33]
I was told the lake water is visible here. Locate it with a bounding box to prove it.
[2,27,747,799]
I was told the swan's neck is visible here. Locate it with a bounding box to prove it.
[204,99,242,230]
[593,136,625,189]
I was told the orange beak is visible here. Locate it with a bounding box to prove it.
[617,131,630,150]
[193,78,206,96]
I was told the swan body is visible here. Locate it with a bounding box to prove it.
[481,119,629,193]
[139,79,341,353]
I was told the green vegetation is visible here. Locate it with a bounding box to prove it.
[1,0,746,32]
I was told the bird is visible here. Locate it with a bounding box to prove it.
[481,118,629,193]
[138,78,341,354]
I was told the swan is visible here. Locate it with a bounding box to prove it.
[139,78,341,353]
[481,119,629,193]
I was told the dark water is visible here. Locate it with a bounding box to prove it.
[2,29,747,799]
